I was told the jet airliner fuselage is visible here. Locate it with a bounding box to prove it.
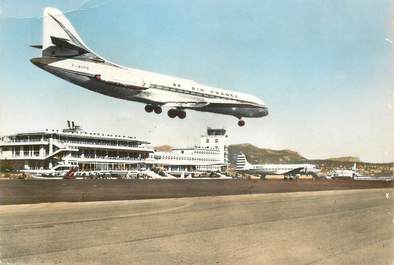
[31,8,269,126]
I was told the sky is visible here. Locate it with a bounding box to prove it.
[0,0,393,162]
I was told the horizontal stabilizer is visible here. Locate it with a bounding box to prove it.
[40,7,106,61]
[30,45,43,49]
[50,36,89,55]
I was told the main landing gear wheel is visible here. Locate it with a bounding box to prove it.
[238,119,245,127]
[168,109,177,118]
[145,105,162,114]
[154,106,162,114]
[144,105,154,113]
[167,109,186,119]
[177,110,186,119]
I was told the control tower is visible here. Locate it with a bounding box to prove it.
[200,128,228,164]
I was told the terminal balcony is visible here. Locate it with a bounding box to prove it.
[57,140,154,153]
[71,155,147,164]
[0,145,79,161]
[0,139,48,146]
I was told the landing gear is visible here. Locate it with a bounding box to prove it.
[154,106,162,114]
[145,104,154,113]
[167,109,186,119]
[237,119,245,127]
[168,109,177,118]
[177,110,186,119]
[145,105,162,114]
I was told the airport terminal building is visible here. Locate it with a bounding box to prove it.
[0,123,153,172]
[150,128,228,173]
[0,122,228,176]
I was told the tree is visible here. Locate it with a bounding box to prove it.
[0,159,14,172]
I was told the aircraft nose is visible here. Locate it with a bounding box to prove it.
[259,106,269,116]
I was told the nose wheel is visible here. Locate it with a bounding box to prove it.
[168,109,186,119]
[237,119,245,127]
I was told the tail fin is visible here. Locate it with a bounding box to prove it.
[39,7,101,60]
[352,163,357,171]
[235,152,251,171]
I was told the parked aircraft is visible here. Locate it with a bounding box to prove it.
[235,152,319,179]
[26,165,78,179]
[327,163,359,179]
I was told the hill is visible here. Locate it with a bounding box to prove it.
[228,144,392,176]
[326,156,361,162]
[228,144,307,164]
[154,143,391,176]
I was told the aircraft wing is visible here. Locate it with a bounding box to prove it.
[281,167,306,176]
[163,102,210,109]
[94,74,148,91]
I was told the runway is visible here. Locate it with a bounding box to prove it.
[0,179,392,204]
[0,188,393,265]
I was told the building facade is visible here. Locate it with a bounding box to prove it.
[0,123,228,175]
[149,147,223,173]
[200,128,229,164]
[0,124,153,173]
[148,128,228,173]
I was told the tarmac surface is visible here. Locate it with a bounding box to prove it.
[0,188,393,265]
[0,179,392,204]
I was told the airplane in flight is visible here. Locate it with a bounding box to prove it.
[30,7,269,127]
[235,152,320,179]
